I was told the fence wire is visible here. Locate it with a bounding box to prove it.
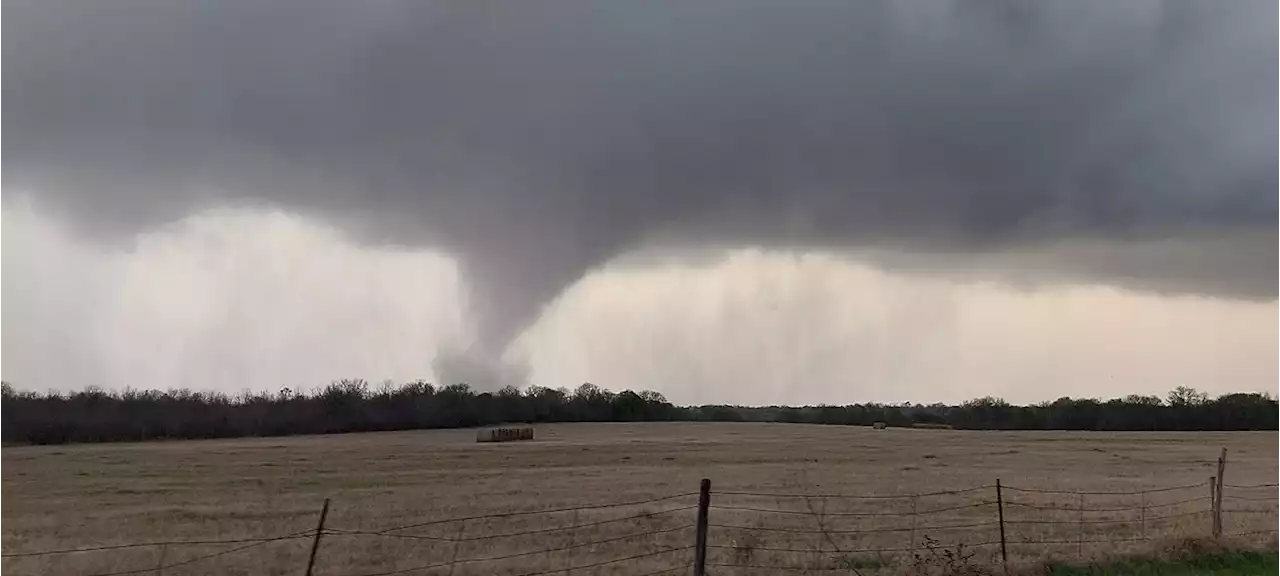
[4,477,1275,576]
[324,504,698,542]
[88,529,315,576]
[366,490,698,533]
[5,493,698,576]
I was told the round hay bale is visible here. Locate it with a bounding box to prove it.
[476,426,535,443]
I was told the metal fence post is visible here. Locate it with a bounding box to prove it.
[694,478,711,576]
[304,498,331,576]
[996,479,1007,571]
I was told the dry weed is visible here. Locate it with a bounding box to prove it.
[2,423,1275,575]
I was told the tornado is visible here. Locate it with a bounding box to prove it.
[4,1,1275,391]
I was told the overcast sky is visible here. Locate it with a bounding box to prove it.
[3,1,1276,403]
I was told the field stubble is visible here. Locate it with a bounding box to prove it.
[2,423,1276,575]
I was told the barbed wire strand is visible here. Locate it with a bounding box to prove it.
[353,545,694,576]
[710,520,998,535]
[1003,495,1210,513]
[84,529,313,576]
[1224,529,1279,537]
[1221,494,1279,503]
[1014,536,1166,546]
[339,523,693,575]
[2,532,312,559]
[325,504,697,542]
[1002,482,1203,496]
[6,479,1262,568]
[708,562,848,573]
[370,491,698,533]
[715,485,992,500]
[1220,508,1279,515]
[1005,509,1205,526]
[707,541,1001,555]
[709,501,992,517]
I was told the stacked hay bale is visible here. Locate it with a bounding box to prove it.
[476,426,535,442]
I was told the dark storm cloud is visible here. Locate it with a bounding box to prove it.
[4,0,1276,349]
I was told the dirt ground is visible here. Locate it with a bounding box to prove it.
[2,422,1276,575]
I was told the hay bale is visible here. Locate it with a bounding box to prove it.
[911,422,953,430]
[476,426,535,443]
[872,421,887,430]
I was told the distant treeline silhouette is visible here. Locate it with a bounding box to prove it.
[1,381,1275,445]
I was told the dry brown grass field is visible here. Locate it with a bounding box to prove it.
[3,422,1276,575]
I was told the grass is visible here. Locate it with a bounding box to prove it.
[1048,551,1278,575]
[2,423,1276,575]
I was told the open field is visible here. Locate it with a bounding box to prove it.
[3,423,1277,575]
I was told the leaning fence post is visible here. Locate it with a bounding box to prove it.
[304,498,330,576]
[1208,476,1217,538]
[996,479,1007,571]
[694,478,711,576]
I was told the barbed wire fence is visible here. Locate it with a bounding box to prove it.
[2,492,701,576]
[703,483,1003,574]
[3,453,1276,575]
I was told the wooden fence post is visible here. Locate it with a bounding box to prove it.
[1215,449,1227,537]
[445,518,468,576]
[1076,492,1085,559]
[563,508,580,576]
[155,543,167,576]
[996,479,1007,572]
[1208,477,1217,538]
[304,498,331,576]
[694,478,711,576]
[1139,490,1146,541]
[909,494,919,555]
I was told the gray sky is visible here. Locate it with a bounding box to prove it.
[2,1,1276,399]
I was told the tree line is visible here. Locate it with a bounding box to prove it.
[1,381,1274,445]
